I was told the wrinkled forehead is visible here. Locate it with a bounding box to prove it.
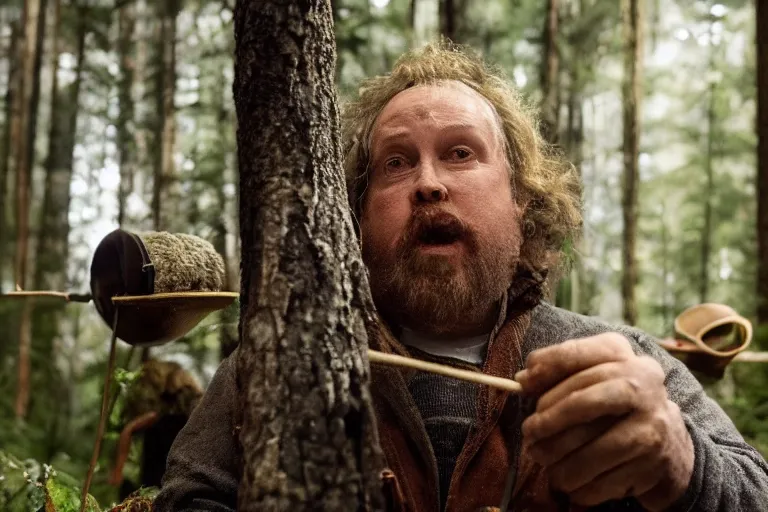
[371,80,505,146]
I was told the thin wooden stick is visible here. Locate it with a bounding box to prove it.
[80,309,119,512]
[733,351,768,363]
[1,290,92,302]
[367,349,522,393]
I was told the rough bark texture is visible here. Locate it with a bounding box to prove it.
[540,0,560,145]
[233,1,384,510]
[117,1,136,227]
[621,0,642,327]
[14,0,48,419]
[757,0,768,324]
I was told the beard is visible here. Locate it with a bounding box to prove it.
[363,206,521,337]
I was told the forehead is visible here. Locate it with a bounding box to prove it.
[372,81,501,139]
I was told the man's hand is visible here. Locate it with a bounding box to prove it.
[514,333,695,511]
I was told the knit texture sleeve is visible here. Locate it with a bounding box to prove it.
[627,327,768,511]
[152,353,240,512]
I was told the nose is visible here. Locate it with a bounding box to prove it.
[413,163,448,204]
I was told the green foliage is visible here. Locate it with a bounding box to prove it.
[0,451,100,512]
[0,450,158,512]
[0,0,765,506]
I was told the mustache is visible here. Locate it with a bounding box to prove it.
[399,207,473,252]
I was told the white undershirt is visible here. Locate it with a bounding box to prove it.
[400,328,489,365]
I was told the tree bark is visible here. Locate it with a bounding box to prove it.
[620,0,643,327]
[757,0,768,324]
[540,0,560,145]
[117,0,136,227]
[233,1,384,509]
[13,0,48,419]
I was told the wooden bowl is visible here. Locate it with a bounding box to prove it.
[110,292,238,347]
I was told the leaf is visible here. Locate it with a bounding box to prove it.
[44,477,100,512]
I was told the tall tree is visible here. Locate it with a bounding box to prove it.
[700,15,719,304]
[757,0,768,325]
[540,0,560,145]
[30,0,87,447]
[439,0,459,42]
[0,19,19,292]
[213,63,238,360]
[620,0,643,326]
[233,0,383,509]
[116,0,136,227]
[151,0,179,232]
[13,0,48,419]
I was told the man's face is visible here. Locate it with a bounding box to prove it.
[360,82,525,337]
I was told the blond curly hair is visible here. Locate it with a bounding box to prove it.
[341,41,583,282]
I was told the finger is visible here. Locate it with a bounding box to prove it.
[522,379,639,444]
[569,454,662,507]
[515,334,635,395]
[536,356,665,414]
[547,413,662,494]
[527,415,620,467]
[535,361,627,413]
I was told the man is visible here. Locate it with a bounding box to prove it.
[153,43,768,511]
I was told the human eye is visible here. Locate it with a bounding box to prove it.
[384,155,410,174]
[447,146,474,162]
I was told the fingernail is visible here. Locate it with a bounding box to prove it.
[514,369,529,382]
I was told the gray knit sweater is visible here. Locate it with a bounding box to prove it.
[153,303,768,511]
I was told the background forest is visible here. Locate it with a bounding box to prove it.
[0,0,767,508]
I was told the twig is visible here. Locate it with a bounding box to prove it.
[0,290,92,302]
[108,410,159,487]
[80,309,119,512]
[367,349,522,393]
[733,351,768,363]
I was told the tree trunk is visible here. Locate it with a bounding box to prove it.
[660,201,670,329]
[159,0,178,231]
[0,19,19,292]
[13,0,48,420]
[439,0,457,42]
[214,64,238,360]
[565,52,584,313]
[151,0,178,232]
[134,0,151,219]
[700,23,716,304]
[540,0,560,145]
[117,0,136,227]
[620,0,643,327]
[233,1,383,509]
[30,0,85,433]
[757,0,768,324]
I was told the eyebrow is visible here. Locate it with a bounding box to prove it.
[373,122,486,147]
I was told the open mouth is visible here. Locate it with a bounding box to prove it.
[417,223,463,247]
